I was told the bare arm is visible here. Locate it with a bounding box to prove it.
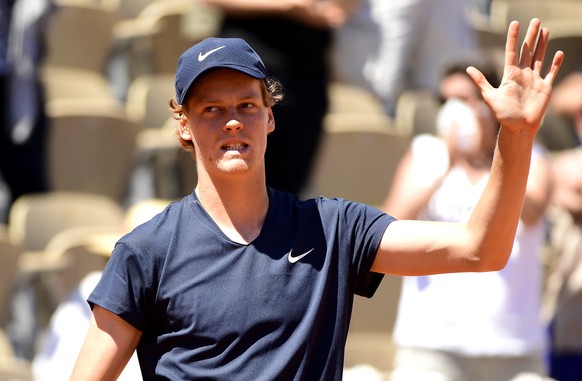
[381,147,444,220]
[200,0,357,28]
[521,145,551,226]
[372,19,563,276]
[383,141,549,226]
[70,306,142,381]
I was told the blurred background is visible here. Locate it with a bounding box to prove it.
[1,0,582,379]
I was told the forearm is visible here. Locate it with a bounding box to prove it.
[521,150,551,226]
[467,127,534,269]
[462,18,562,266]
[382,149,440,220]
[200,0,297,14]
[383,189,432,220]
[202,0,358,12]
[200,0,356,26]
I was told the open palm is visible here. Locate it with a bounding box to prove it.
[468,18,564,138]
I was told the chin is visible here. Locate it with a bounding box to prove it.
[218,161,252,175]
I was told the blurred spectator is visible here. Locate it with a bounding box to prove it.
[200,0,357,196]
[32,271,143,381]
[331,0,478,117]
[0,0,52,222]
[467,0,492,19]
[545,71,582,147]
[543,70,582,381]
[32,198,170,380]
[382,58,553,381]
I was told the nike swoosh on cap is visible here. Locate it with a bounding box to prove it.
[198,46,226,61]
[288,248,314,264]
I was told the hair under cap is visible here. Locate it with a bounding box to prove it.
[175,37,267,104]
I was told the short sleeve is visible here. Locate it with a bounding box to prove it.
[341,201,396,297]
[88,240,156,331]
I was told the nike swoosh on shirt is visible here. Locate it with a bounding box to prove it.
[287,248,315,264]
[198,46,226,61]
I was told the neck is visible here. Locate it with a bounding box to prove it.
[195,171,269,244]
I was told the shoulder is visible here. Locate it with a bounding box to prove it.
[315,195,396,233]
[411,133,449,161]
[269,188,394,228]
[114,196,191,258]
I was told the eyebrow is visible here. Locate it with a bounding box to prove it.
[199,90,263,104]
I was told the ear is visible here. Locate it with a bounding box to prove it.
[266,108,275,134]
[178,115,192,140]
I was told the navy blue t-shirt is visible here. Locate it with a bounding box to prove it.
[89,188,395,380]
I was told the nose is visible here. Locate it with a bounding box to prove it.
[223,109,244,132]
[224,119,243,132]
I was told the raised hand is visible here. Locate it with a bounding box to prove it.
[467,18,564,138]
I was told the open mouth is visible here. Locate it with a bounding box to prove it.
[222,143,247,151]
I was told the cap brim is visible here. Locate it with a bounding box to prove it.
[178,64,266,104]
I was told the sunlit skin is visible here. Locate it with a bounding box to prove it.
[69,19,563,381]
[200,0,358,29]
[439,72,499,170]
[177,69,275,245]
[178,69,275,182]
[372,19,563,276]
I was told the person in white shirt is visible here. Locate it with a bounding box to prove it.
[383,57,553,381]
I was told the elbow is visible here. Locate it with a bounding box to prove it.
[481,256,509,272]
[462,222,515,272]
[471,245,512,272]
[470,256,508,272]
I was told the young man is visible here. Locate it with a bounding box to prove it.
[70,18,563,380]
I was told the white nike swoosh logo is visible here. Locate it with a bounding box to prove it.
[198,46,226,61]
[287,248,314,264]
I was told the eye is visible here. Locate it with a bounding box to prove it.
[203,105,221,114]
[239,101,262,114]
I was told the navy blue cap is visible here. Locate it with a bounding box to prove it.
[175,37,267,104]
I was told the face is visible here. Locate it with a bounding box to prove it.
[439,72,482,109]
[439,73,498,158]
[178,69,275,180]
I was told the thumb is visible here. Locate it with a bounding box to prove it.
[466,66,494,104]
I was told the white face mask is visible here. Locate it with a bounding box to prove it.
[436,98,481,154]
